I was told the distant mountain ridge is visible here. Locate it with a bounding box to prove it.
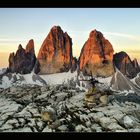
[6,25,140,79]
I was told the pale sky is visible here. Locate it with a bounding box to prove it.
[1,8,140,68]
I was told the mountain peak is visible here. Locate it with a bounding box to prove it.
[52,25,61,29]
[89,29,102,38]
[132,58,140,72]
[35,26,73,74]
[79,29,114,77]
[18,44,23,50]
[26,39,35,54]
[113,51,140,78]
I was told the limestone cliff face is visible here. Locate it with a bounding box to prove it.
[132,58,140,73]
[79,29,114,77]
[35,26,73,74]
[71,57,78,73]
[113,51,140,78]
[8,39,36,74]
[8,27,139,79]
[26,39,35,54]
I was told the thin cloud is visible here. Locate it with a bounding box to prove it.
[68,31,140,42]
[104,32,140,41]
[0,38,26,43]
[0,36,46,43]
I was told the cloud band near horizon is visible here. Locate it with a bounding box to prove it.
[104,32,140,42]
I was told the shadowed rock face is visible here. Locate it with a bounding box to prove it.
[113,51,139,79]
[79,29,115,77]
[110,69,132,91]
[35,26,73,74]
[26,39,35,54]
[132,58,140,73]
[8,39,36,74]
[71,57,77,73]
[110,69,140,94]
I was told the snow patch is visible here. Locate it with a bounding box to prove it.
[24,73,43,86]
[0,71,78,89]
[40,71,77,85]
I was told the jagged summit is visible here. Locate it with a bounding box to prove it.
[35,25,75,74]
[8,39,36,74]
[79,29,114,77]
[51,25,61,30]
[18,44,23,50]
[113,51,140,78]
[5,26,140,82]
[26,39,35,54]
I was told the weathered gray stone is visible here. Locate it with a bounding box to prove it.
[128,128,140,132]
[99,117,117,128]
[123,116,135,128]
[91,124,102,132]
[57,125,69,131]
[107,123,125,131]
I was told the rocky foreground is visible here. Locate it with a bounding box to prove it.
[0,83,140,132]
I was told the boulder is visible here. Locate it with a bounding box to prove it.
[41,107,57,123]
